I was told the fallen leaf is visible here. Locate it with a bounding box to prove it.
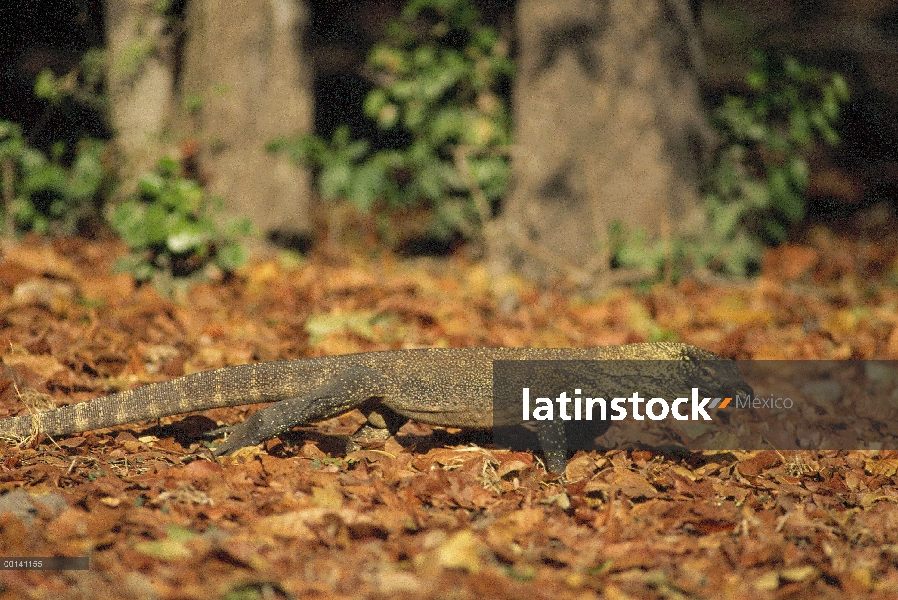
[435,530,484,573]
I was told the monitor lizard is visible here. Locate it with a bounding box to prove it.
[0,343,751,472]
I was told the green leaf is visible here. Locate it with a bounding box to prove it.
[134,539,193,561]
[832,74,850,101]
[114,254,157,281]
[34,69,61,104]
[50,141,65,162]
[22,163,67,196]
[20,147,47,171]
[114,38,153,80]
[172,178,204,212]
[789,108,812,146]
[143,203,171,245]
[319,162,352,200]
[344,139,370,162]
[363,88,388,120]
[413,46,437,69]
[783,56,802,80]
[473,26,497,50]
[157,156,179,177]
[349,159,388,211]
[0,120,22,140]
[788,157,809,191]
[295,135,327,164]
[68,143,105,200]
[166,223,208,254]
[778,190,805,223]
[138,173,166,198]
[329,125,350,148]
[131,261,156,281]
[391,80,417,102]
[429,108,464,144]
[741,180,771,209]
[110,202,143,244]
[153,0,173,15]
[11,197,35,222]
[822,87,839,120]
[768,166,791,202]
[746,67,766,91]
[417,158,448,200]
[49,198,69,218]
[762,218,788,243]
[377,104,400,130]
[820,124,840,146]
[709,201,744,237]
[184,93,203,114]
[216,242,249,271]
[369,46,405,74]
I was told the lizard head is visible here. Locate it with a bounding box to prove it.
[609,342,753,401]
[675,344,754,402]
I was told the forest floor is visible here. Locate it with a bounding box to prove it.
[2,212,898,599]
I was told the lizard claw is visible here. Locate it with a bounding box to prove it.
[203,424,238,439]
[204,424,243,456]
[211,437,237,456]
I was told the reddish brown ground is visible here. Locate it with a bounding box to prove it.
[1,225,898,599]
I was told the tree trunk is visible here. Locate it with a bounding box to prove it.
[490,0,711,286]
[105,0,175,192]
[177,0,314,239]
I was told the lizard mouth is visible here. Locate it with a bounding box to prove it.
[692,384,754,403]
[732,386,754,401]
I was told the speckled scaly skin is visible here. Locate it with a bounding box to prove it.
[0,343,751,471]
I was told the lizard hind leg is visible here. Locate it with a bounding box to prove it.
[211,367,392,456]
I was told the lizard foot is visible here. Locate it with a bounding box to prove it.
[346,424,391,453]
[204,424,248,456]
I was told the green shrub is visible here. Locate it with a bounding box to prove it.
[698,51,849,275]
[34,47,107,115]
[109,156,252,284]
[613,52,849,277]
[271,0,513,242]
[0,44,110,236]
[0,120,108,235]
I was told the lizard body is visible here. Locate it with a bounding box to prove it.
[0,343,751,471]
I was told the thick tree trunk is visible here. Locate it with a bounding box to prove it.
[491,0,711,286]
[178,0,314,238]
[105,0,174,192]
[105,0,314,239]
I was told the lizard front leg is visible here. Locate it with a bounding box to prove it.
[536,418,569,474]
[211,367,392,456]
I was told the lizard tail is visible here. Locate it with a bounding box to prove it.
[0,357,337,441]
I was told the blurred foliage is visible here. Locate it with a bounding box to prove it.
[109,156,253,285]
[0,4,253,291]
[0,47,111,236]
[0,120,109,235]
[613,51,849,278]
[34,47,107,115]
[700,51,849,274]
[112,1,179,81]
[271,0,513,242]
